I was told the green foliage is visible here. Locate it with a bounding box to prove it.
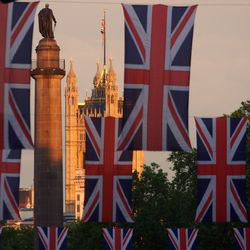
[167,150,197,227]
[198,224,234,250]
[132,163,170,250]
[67,221,102,250]
[166,150,237,249]
[1,226,34,250]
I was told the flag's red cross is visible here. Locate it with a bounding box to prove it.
[0,4,34,149]
[38,227,68,250]
[103,228,133,250]
[122,5,195,150]
[49,228,56,250]
[179,229,187,250]
[167,228,198,250]
[114,229,122,250]
[0,151,20,218]
[196,117,246,222]
[84,118,132,222]
[244,229,250,250]
[247,229,250,250]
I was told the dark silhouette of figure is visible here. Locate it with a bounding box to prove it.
[38,4,57,38]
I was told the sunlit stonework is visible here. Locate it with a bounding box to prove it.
[65,59,144,219]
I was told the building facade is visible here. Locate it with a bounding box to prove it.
[65,62,85,217]
[65,59,144,219]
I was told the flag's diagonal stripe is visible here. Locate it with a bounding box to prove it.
[123,5,146,62]
[230,116,247,149]
[195,118,213,160]
[4,176,19,219]
[229,179,247,221]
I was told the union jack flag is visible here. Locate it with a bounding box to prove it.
[166,228,198,250]
[0,149,21,220]
[37,227,68,250]
[233,228,250,250]
[195,116,248,223]
[83,117,133,223]
[103,227,133,250]
[118,4,197,151]
[0,2,38,149]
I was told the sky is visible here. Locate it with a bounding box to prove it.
[20,0,250,187]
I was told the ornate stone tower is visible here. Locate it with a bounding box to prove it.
[65,58,144,219]
[31,37,65,228]
[65,62,85,216]
[105,58,119,116]
[65,11,144,219]
[80,58,123,118]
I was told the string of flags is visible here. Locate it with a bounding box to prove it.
[37,227,69,250]
[0,1,38,221]
[0,1,249,250]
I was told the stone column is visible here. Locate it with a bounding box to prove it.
[31,38,65,246]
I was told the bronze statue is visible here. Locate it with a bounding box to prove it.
[38,4,57,38]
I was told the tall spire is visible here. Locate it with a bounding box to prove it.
[93,61,101,87]
[66,60,77,88]
[68,60,76,78]
[108,57,116,85]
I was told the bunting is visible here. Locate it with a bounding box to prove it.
[0,150,21,220]
[37,227,68,250]
[118,4,197,151]
[83,117,133,223]
[103,227,133,250]
[167,228,198,250]
[195,116,248,223]
[0,2,38,149]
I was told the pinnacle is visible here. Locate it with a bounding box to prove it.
[68,60,76,78]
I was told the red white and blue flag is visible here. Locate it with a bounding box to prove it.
[233,228,250,250]
[118,4,197,151]
[103,227,133,250]
[0,2,38,149]
[0,149,21,220]
[83,117,133,223]
[37,227,68,250]
[195,116,248,223]
[167,228,198,250]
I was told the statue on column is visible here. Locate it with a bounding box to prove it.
[38,4,57,39]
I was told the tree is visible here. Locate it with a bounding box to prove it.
[167,150,197,227]
[67,221,102,250]
[164,100,250,249]
[167,150,235,249]
[132,163,170,250]
[1,226,34,250]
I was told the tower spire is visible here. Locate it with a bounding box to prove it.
[68,60,76,78]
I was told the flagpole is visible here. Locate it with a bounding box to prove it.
[104,10,106,66]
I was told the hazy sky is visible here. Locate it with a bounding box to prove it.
[20,0,250,187]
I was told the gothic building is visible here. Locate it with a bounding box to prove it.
[79,59,123,117]
[65,62,85,218]
[65,59,144,219]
